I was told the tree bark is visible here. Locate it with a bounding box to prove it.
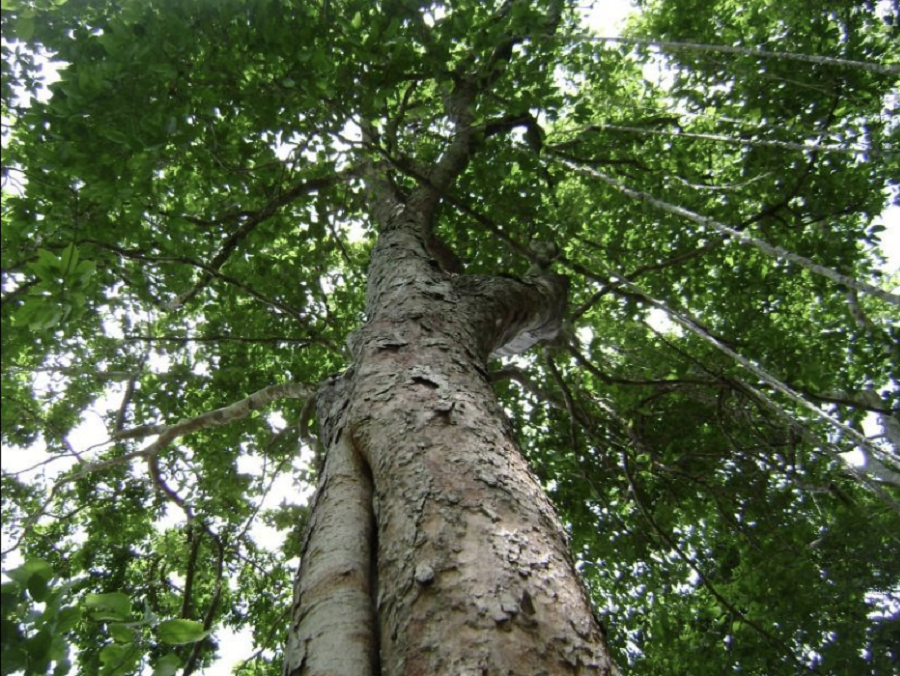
[285,195,618,675]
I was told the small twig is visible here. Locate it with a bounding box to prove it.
[566,341,721,389]
[148,453,193,519]
[179,525,202,618]
[1,484,62,556]
[170,164,368,308]
[182,532,225,676]
[232,606,292,671]
[298,395,318,450]
[234,427,299,545]
[114,353,146,434]
[543,348,580,452]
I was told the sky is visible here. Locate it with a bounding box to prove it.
[2,0,899,672]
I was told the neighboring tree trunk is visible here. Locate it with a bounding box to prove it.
[285,193,618,675]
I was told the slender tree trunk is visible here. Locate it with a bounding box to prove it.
[285,195,618,675]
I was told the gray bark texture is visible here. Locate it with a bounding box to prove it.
[284,193,618,675]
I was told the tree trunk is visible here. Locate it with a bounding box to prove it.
[284,197,618,675]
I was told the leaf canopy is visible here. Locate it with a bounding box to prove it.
[2,0,898,674]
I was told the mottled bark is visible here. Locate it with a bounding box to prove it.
[285,196,617,675]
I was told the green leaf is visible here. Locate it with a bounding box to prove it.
[1,584,22,618]
[101,129,131,145]
[29,249,61,281]
[6,559,54,588]
[14,16,35,41]
[59,244,79,275]
[157,618,209,645]
[27,575,50,603]
[55,606,81,634]
[13,299,65,331]
[24,629,53,673]
[98,643,141,676]
[152,654,182,676]
[35,304,66,330]
[108,623,135,643]
[73,260,96,284]
[85,593,132,622]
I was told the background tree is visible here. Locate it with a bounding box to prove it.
[2,0,898,674]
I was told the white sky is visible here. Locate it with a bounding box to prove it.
[3,1,899,672]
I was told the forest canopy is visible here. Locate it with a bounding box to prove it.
[1,0,899,674]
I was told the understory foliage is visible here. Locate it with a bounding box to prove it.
[2,0,899,674]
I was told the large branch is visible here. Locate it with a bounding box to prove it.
[2,383,313,555]
[454,271,570,359]
[597,273,900,506]
[407,0,565,220]
[377,152,538,262]
[564,35,899,75]
[551,154,900,307]
[550,122,875,157]
[74,382,315,478]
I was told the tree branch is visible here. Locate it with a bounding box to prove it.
[551,154,900,306]
[169,164,367,308]
[124,334,319,346]
[82,240,340,351]
[543,349,580,453]
[550,122,877,157]
[561,34,899,75]
[409,0,565,219]
[597,273,900,506]
[66,382,315,481]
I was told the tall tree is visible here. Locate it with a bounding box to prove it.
[1,0,898,675]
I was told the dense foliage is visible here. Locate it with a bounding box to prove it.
[2,0,898,674]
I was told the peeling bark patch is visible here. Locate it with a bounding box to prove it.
[499,592,519,616]
[414,563,435,585]
[520,589,536,616]
[480,505,500,522]
[432,398,456,424]
[433,399,454,413]
[423,337,452,349]
[407,365,448,390]
[411,376,440,389]
[475,469,499,487]
[374,336,409,351]
[360,373,400,402]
